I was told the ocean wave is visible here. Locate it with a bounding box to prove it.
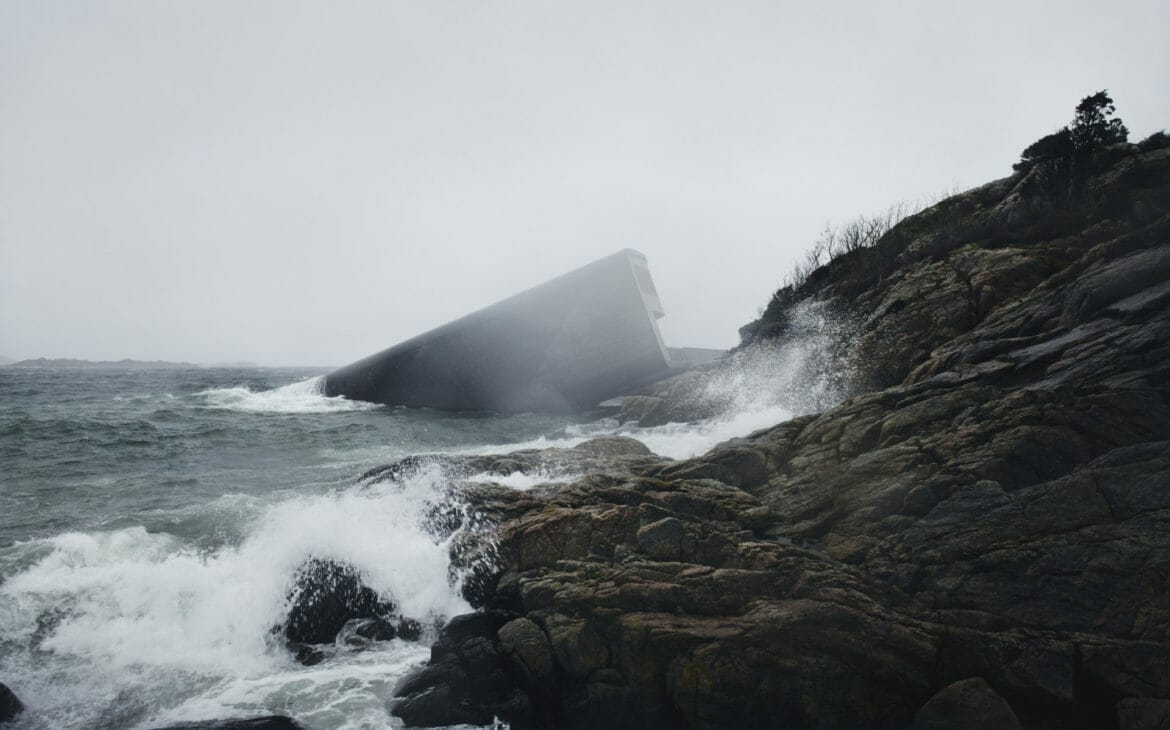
[194,377,378,415]
[0,465,470,729]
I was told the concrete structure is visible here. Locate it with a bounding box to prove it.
[323,249,723,412]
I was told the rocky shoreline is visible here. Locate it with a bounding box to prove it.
[3,135,1166,730]
[385,140,1170,728]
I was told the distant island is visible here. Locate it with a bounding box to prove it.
[3,358,260,370]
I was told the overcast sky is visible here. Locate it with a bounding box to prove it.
[2,1,1167,365]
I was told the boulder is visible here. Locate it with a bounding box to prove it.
[279,559,395,646]
[906,678,1021,730]
[0,682,23,724]
[498,618,555,688]
[391,610,533,728]
[275,558,421,664]
[571,436,652,458]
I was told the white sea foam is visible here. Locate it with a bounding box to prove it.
[613,300,847,459]
[0,464,470,729]
[465,468,580,491]
[195,376,377,414]
[611,403,793,460]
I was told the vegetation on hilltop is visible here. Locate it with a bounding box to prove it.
[739,91,1169,358]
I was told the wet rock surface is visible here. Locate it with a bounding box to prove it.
[275,558,420,665]
[0,682,23,724]
[907,678,1022,730]
[390,144,1170,727]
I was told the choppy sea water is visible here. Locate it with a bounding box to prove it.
[0,359,829,730]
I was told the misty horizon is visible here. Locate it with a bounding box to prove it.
[3,1,1168,366]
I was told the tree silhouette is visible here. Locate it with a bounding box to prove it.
[1070,90,1129,151]
[1016,90,1128,171]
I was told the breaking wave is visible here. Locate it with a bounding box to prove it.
[0,465,470,729]
[195,376,378,414]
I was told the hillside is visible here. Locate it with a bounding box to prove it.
[307,133,1170,729]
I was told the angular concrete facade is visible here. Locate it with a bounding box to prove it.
[323,249,720,412]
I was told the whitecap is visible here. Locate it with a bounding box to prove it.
[194,376,377,415]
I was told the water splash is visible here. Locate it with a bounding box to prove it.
[698,299,852,417]
[0,465,470,729]
[465,468,580,491]
[195,376,377,415]
[615,300,851,459]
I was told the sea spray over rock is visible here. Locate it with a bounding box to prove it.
[700,300,853,416]
[0,463,473,729]
[615,299,855,457]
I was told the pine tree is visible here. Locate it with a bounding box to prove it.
[1069,90,1129,152]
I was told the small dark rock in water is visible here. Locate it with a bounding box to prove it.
[279,558,395,646]
[907,677,1021,730]
[147,717,305,730]
[358,454,439,485]
[276,558,425,665]
[396,616,423,642]
[0,682,24,723]
[337,616,397,648]
[289,643,328,667]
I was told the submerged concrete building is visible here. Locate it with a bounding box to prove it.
[323,249,723,412]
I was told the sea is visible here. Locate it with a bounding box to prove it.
[0,347,845,730]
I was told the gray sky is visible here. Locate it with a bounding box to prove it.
[2,1,1168,365]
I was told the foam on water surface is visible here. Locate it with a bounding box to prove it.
[0,465,471,729]
[196,376,379,415]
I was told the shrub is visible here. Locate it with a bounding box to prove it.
[1138,130,1169,152]
[1070,90,1129,151]
[1015,90,1128,170]
[1014,128,1072,171]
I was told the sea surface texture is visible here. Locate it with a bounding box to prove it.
[0,363,819,729]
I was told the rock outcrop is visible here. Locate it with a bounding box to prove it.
[390,139,1170,728]
[275,558,420,665]
[0,682,23,724]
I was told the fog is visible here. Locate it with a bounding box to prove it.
[2,1,1167,365]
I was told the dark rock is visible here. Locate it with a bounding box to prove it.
[289,643,328,666]
[147,717,305,730]
[275,558,425,663]
[657,460,741,486]
[0,682,23,724]
[571,436,652,457]
[279,559,395,646]
[391,610,534,728]
[907,677,1021,730]
[498,618,555,688]
[635,517,684,561]
[337,617,397,648]
[396,616,424,642]
[708,445,769,487]
[1117,698,1170,730]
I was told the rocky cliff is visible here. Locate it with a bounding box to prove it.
[387,138,1170,729]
